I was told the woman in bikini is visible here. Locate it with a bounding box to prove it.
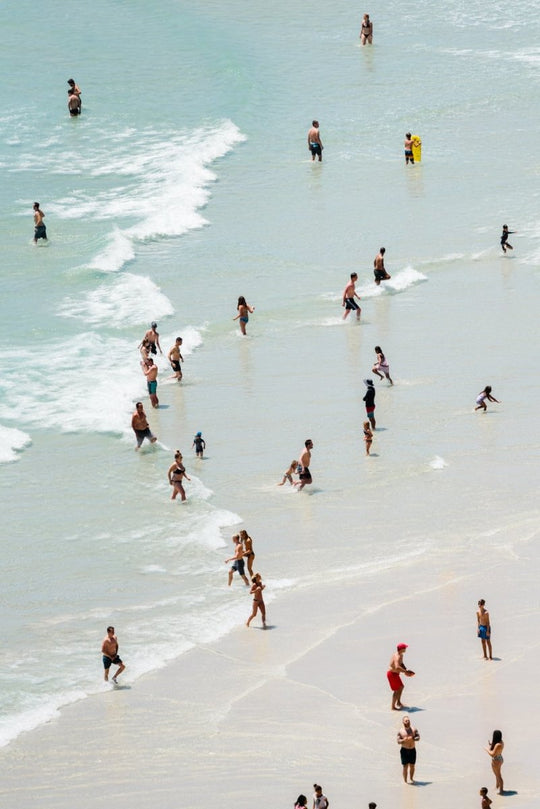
[240,529,255,577]
[363,420,373,456]
[167,450,191,501]
[246,573,266,628]
[485,730,504,795]
[233,296,255,335]
[360,13,373,44]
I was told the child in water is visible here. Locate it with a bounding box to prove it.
[363,421,373,455]
[192,431,206,458]
[278,460,298,486]
[500,225,514,253]
[233,296,255,335]
[372,345,393,385]
[475,386,500,412]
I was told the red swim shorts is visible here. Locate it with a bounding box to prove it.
[387,670,403,691]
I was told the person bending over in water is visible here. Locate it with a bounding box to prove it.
[233,296,254,335]
[278,459,298,486]
[247,573,266,628]
[360,13,373,44]
[475,386,500,412]
[500,225,514,253]
[372,345,393,384]
[374,247,391,285]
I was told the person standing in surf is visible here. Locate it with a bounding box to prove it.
[140,322,162,356]
[294,439,314,491]
[360,13,373,44]
[101,626,126,684]
[33,202,47,243]
[373,248,391,285]
[342,272,362,321]
[500,225,514,253]
[168,336,184,381]
[404,133,414,165]
[246,573,266,628]
[141,357,159,408]
[307,120,323,162]
[233,296,254,335]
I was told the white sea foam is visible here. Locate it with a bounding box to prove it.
[429,455,448,470]
[0,688,88,749]
[358,266,427,298]
[0,424,32,463]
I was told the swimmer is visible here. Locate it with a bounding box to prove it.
[278,459,298,486]
[500,225,514,253]
[192,431,206,458]
[475,386,500,412]
[233,296,255,335]
[33,202,47,243]
[372,345,393,384]
[307,120,323,162]
[363,420,373,455]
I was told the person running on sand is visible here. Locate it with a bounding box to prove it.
[342,272,362,321]
[485,730,504,795]
[372,346,393,384]
[167,450,190,501]
[33,202,47,243]
[387,643,415,710]
[374,247,391,285]
[225,535,250,586]
[307,120,323,162]
[168,337,184,381]
[480,787,492,809]
[192,431,206,458]
[131,401,157,449]
[477,599,493,660]
[233,296,254,335]
[360,13,373,44]
[278,459,298,486]
[312,784,329,809]
[141,357,159,408]
[363,421,373,455]
[500,225,514,253]
[246,573,266,628]
[139,322,162,356]
[101,626,126,684]
[240,529,255,577]
[475,386,500,412]
[294,439,314,491]
[397,715,420,784]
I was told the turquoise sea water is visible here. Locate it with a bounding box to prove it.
[1,0,540,747]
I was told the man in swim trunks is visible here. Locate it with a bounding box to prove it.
[387,642,414,710]
[404,133,414,165]
[307,120,323,162]
[225,535,250,586]
[68,89,81,116]
[141,357,159,408]
[373,247,391,285]
[33,202,47,243]
[342,272,362,321]
[477,599,493,660]
[101,626,126,683]
[131,401,157,450]
[139,322,162,356]
[168,336,184,382]
[295,439,314,491]
[397,715,420,783]
[363,379,376,429]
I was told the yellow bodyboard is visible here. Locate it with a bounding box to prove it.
[411,135,422,163]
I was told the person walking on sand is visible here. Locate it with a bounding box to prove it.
[141,357,159,407]
[33,202,47,243]
[131,401,157,450]
[342,272,362,321]
[101,626,126,684]
[475,386,500,412]
[363,379,376,429]
[477,599,493,660]
[168,336,183,381]
[240,529,255,578]
[485,730,504,795]
[397,715,420,784]
[360,13,373,44]
[225,535,250,586]
[404,133,414,165]
[480,787,492,809]
[363,420,373,455]
[307,120,323,162]
[246,573,266,628]
[372,346,393,384]
[312,784,329,809]
[167,450,191,501]
[139,322,162,356]
[192,431,206,458]
[387,643,415,710]
[233,296,254,335]
[278,459,298,486]
[500,225,514,253]
[294,439,314,491]
[374,247,391,285]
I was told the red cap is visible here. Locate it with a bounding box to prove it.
[397,643,408,650]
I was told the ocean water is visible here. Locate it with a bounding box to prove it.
[1,0,540,749]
